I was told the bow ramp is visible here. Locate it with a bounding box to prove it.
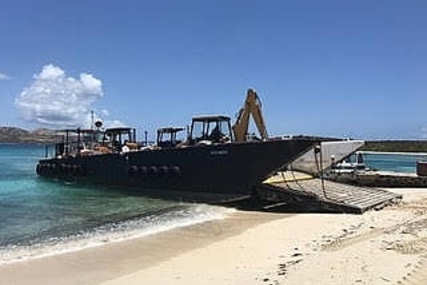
[258,172,402,214]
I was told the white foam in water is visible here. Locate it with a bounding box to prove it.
[0,204,235,264]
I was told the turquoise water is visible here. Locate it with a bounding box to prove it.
[0,144,229,263]
[362,152,427,173]
[1,145,421,263]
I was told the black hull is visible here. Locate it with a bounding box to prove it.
[36,139,316,202]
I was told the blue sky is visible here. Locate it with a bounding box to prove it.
[0,1,426,140]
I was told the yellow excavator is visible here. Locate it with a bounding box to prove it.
[232,89,268,142]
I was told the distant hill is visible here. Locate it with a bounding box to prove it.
[0,127,56,143]
[2,126,427,152]
[361,140,427,153]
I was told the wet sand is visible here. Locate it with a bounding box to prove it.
[1,188,427,285]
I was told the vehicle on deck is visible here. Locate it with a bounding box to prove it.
[156,127,185,148]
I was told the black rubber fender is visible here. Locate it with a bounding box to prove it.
[40,164,48,175]
[169,165,181,179]
[66,164,74,174]
[77,165,85,176]
[158,165,168,178]
[128,165,139,178]
[71,164,79,175]
[36,164,42,175]
[149,166,158,177]
[47,163,54,175]
[40,164,47,175]
[50,163,57,174]
[139,166,148,177]
[60,163,68,174]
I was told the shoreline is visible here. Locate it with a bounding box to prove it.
[0,204,233,266]
[361,150,427,156]
[1,188,427,285]
[0,210,287,285]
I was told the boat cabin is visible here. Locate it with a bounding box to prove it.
[102,127,137,152]
[54,128,101,157]
[53,127,138,157]
[189,115,233,144]
[156,127,185,148]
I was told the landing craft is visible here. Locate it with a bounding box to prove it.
[36,89,341,203]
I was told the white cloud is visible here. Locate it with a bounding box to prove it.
[15,64,106,127]
[101,109,110,117]
[104,119,127,128]
[0,72,12,80]
[83,111,126,129]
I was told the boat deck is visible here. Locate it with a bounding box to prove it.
[259,174,402,214]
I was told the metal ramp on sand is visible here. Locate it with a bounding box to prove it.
[259,173,402,214]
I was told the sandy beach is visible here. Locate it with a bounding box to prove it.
[1,188,427,285]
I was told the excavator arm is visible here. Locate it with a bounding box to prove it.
[232,89,268,142]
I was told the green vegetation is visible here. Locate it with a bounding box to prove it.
[361,141,427,153]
